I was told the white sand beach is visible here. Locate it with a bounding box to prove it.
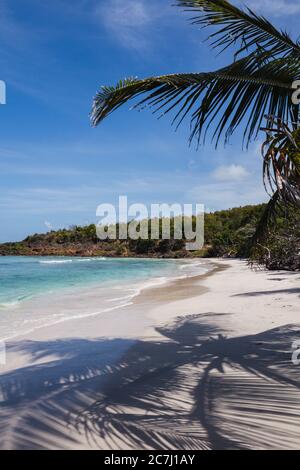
[0,259,300,450]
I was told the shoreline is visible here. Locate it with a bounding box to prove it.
[1,259,300,449]
[0,258,212,342]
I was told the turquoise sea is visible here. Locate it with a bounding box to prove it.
[0,256,210,340]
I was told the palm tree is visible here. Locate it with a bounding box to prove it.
[91,0,300,240]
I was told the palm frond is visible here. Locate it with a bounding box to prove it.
[261,118,300,203]
[92,56,299,145]
[177,0,300,59]
[252,191,281,243]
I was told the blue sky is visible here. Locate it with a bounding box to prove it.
[0,0,299,242]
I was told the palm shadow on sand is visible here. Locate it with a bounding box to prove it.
[1,314,300,450]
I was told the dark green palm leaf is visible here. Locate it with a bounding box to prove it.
[252,191,281,243]
[177,0,300,59]
[92,56,299,145]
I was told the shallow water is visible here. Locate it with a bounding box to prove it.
[0,256,211,340]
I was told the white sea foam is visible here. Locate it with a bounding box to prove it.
[39,257,106,265]
[179,261,205,270]
[39,260,73,264]
[0,300,21,309]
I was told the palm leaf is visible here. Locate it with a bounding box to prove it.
[252,191,281,243]
[91,0,300,243]
[177,0,300,59]
[92,56,299,145]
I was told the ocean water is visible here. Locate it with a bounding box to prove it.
[0,256,210,340]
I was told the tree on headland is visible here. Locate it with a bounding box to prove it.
[91,0,300,263]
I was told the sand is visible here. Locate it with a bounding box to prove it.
[0,259,299,450]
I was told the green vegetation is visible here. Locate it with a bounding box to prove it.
[204,204,266,257]
[1,203,299,270]
[0,204,263,257]
[250,209,300,271]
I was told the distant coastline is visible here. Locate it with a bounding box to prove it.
[0,241,194,258]
[0,204,266,259]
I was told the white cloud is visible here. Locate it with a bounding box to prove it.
[186,180,267,212]
[212,164,249,182]
[96,0,168,50]
[44,221,53,230]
